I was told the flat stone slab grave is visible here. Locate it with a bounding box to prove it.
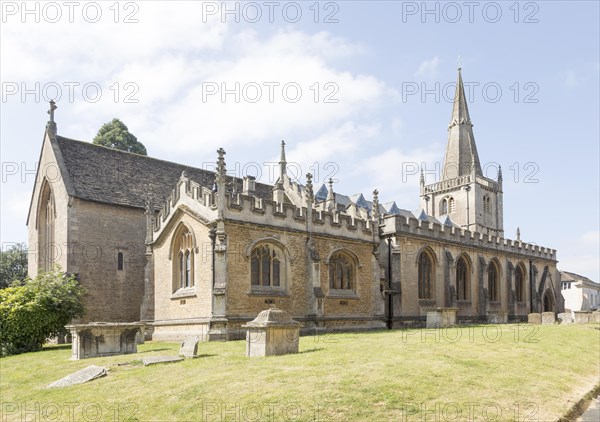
[179,336,200,358]
[46,365,107,388]
[141,356,184,366]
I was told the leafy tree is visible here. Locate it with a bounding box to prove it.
[0,265,85,356]
[93,118,147,155]
[0,243,28,289]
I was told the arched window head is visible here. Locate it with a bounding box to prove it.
[251,243,285,289]
[329,251,356,291]
[172,225,195,292]
[515,264,526,303]
[456,256,470,301]
[38,181,56,272]
[441,199,448,215]
[418,251,434,299]
[483,195,492,214]
[488,261,499,302]
[449,197,456,214]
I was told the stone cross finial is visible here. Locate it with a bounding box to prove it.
[372,189,380,222]
[216,148,226,183]
[305,173,314,200]
[48,100,57,122]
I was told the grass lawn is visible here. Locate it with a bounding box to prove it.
[1,324,599,421]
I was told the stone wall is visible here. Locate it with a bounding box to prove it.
[151,211,213,340]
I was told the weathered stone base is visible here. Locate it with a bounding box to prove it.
[541,312,556,324]
[527,313,542,324]
[487,311,508,324]
[574,311,592,324]
[558,312,573,324]
[150,321,210,342]
[592,311,600,323]
[67,322,144,360]
[426,308,458,328]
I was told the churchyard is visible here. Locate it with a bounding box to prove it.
[1,324,599,421]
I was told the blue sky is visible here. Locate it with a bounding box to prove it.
[1,1,599,281]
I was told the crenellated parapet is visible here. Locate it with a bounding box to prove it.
[151,173,217,241]
[381,214,556,261]
[226,191,375,242]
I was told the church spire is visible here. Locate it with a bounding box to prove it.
[441,68,482,180]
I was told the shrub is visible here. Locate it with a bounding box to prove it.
[0,266,85,356]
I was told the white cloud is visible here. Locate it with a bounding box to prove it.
[353,144,441,207]
[415,56,440,78]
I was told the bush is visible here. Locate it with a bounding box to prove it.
[0,266,85,356]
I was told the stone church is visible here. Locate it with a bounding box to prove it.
[27,69,563,341]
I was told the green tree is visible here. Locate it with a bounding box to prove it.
[0,243,28,289]
[0,265,85,356]
[93,118,147,155]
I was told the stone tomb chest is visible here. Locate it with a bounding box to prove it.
[66,322,144,360]
[243,308,301,357]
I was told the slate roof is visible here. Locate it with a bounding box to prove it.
[54,136,273,209]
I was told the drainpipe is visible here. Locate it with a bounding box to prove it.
[387,237,393,329]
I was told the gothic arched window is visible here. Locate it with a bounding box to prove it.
[515,264,526,303]
[251,244,284,288]
[329,251,356,291]
[418,250,434,299]
[38,181,55,272]
[488,261,499,302]
[172,225,195,292]
[441,199,448,215]
[456,256,470,300]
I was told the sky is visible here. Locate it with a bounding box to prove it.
[1,1,599,281]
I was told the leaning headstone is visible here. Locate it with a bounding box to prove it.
[179,336,200,358]
[558,312,573,324]
[141,356,184,366]
[541,312,556,324]
[46,365,107,388]
[574,311,591,324]
[527,313,542,324]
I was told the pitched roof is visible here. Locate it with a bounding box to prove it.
[54,136,273,209]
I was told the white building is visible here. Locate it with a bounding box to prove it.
[560,271,600,313]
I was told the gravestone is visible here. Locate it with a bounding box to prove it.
[426,308,458,328]
[541,312,556,324]
[527,313,541,324]
[243,308,301,357]
[574,311,591,324]
[558,312,573,324]
[179,336,200,358]
[46,365,107,388]
[487,311,508,324]
[141,356,184,366]
[66,322,144,359]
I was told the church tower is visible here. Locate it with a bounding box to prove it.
[420,68,504,237]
